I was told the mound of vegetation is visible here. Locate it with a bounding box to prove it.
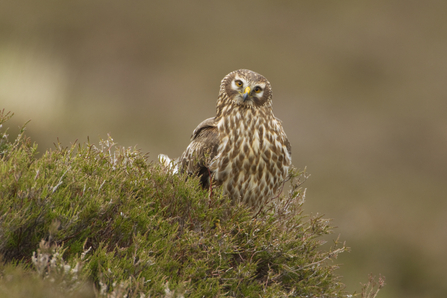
[0,110,384,297]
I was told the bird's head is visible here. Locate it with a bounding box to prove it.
[218,69,272,109]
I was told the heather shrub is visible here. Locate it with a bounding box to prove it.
[0,110,384,297]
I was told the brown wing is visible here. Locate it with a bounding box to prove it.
[179,117,219,188]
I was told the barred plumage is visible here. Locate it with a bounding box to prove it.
[166,69,292,212]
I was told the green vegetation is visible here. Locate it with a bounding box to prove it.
[0,110,384,297]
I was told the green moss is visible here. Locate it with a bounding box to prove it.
[0,110,384,297]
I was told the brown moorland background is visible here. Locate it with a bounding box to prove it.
[1,1,446,297]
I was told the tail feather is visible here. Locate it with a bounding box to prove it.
[158,154,179,174]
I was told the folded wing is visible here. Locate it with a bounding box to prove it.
[179,117,219,188]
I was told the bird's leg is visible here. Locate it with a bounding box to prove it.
[208,168,213,207]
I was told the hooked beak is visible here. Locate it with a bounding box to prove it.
[242,86,251,101]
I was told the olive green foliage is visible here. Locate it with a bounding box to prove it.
[0,110,382,297]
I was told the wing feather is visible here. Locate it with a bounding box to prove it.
[179,117,219,187]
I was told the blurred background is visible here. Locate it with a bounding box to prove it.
[1,1,446,297]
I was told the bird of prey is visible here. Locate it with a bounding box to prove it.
[160,69,292,211]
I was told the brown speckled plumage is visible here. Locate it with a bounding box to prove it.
[178,69,292,211]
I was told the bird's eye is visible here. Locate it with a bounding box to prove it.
[235,80,243,87]
[254,86,262,93]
